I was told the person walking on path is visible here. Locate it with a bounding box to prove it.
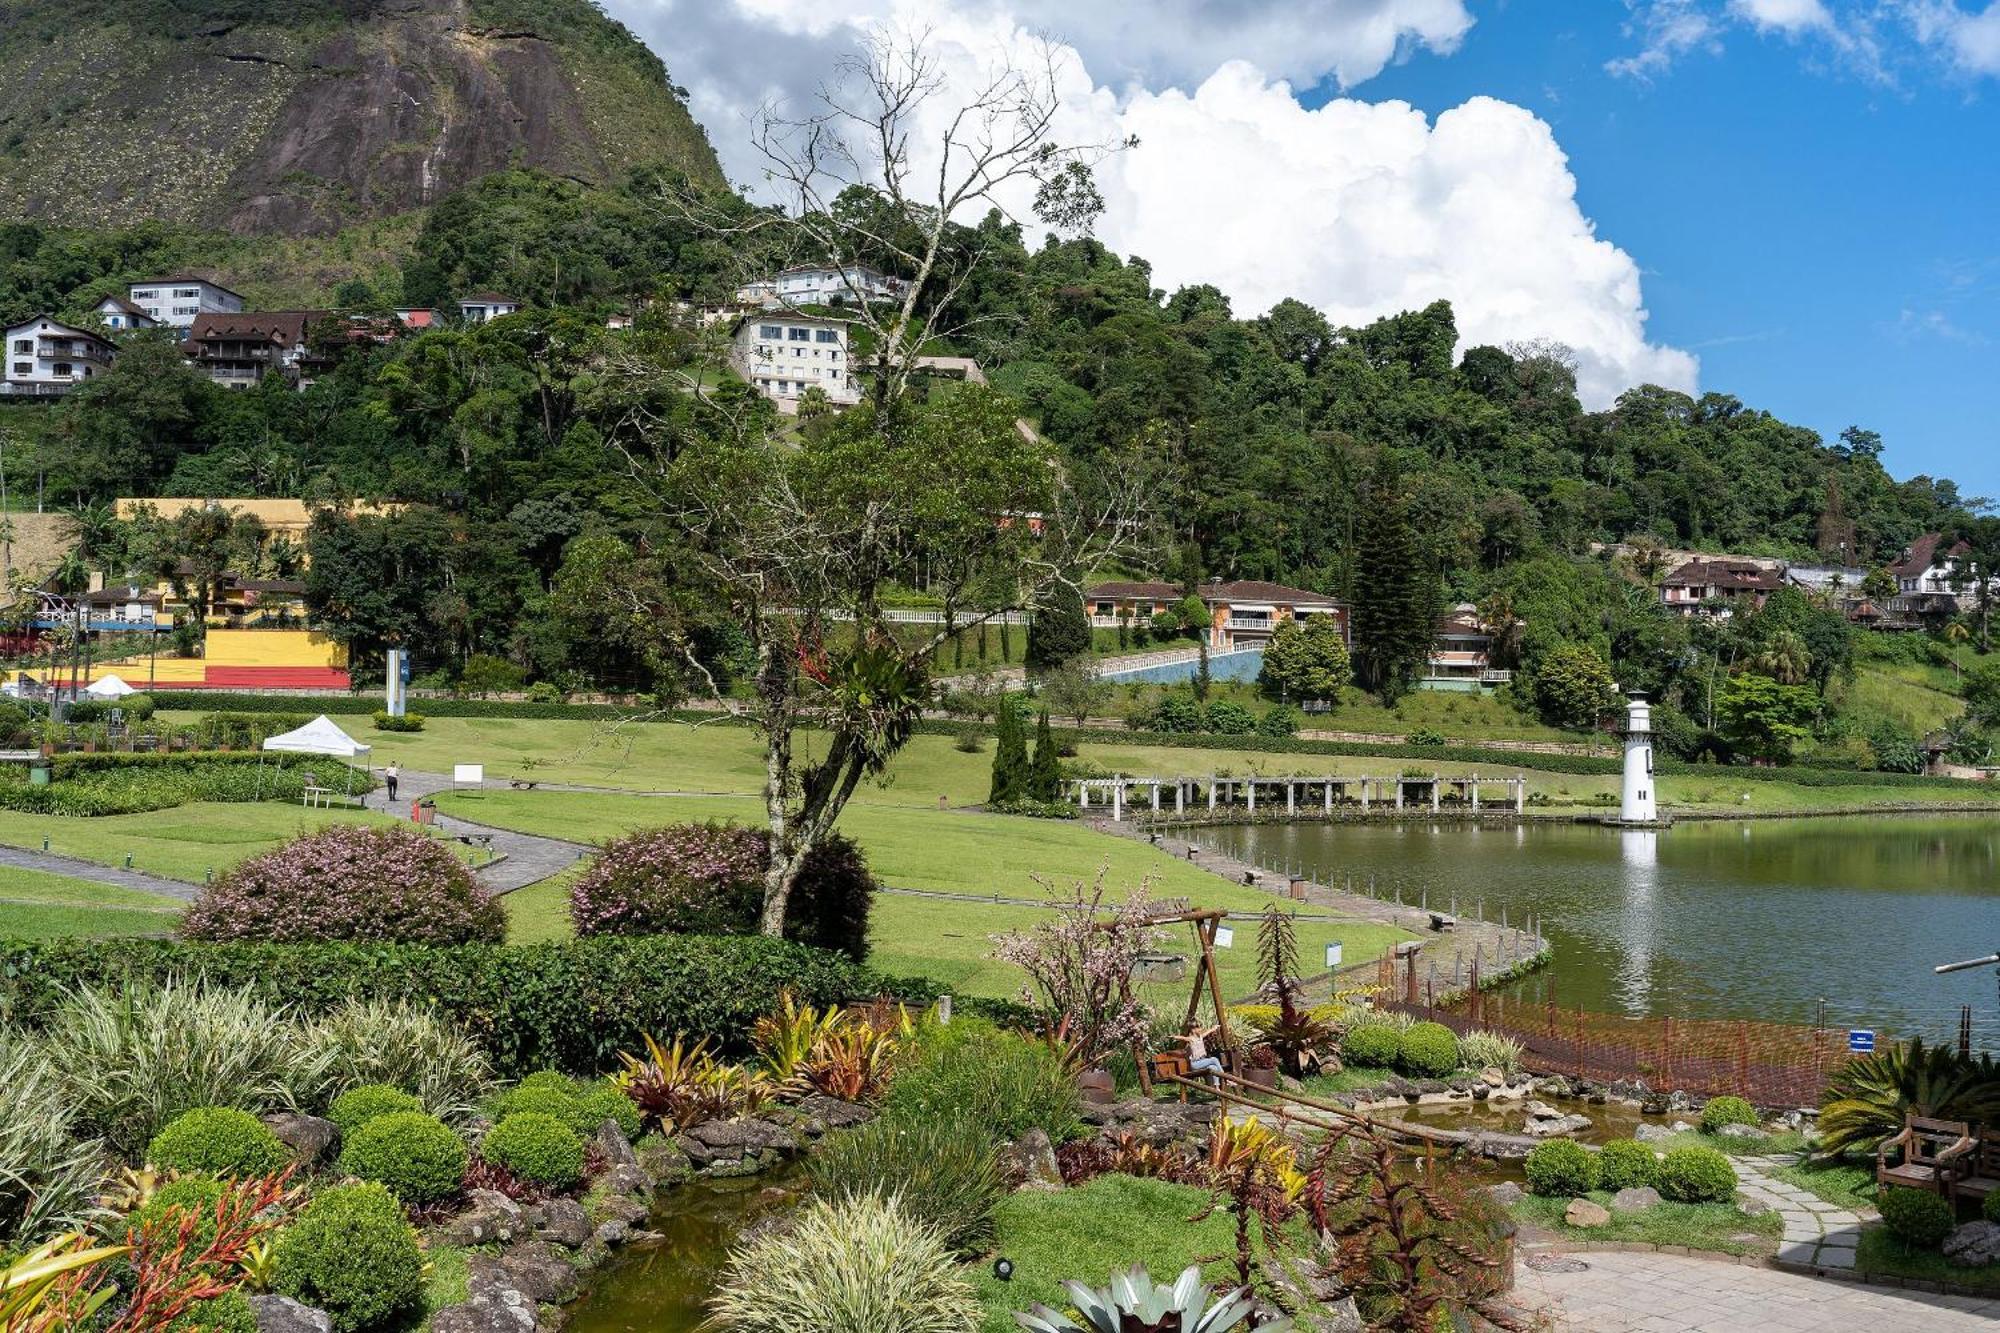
[384,762,400,804]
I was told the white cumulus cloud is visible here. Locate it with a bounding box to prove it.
[1909,2,2000,75]
[605,0,1697,407]
[1728,0,1835,33]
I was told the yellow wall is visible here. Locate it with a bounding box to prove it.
[204,629,346,669]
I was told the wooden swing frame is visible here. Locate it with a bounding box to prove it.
[1109,906,1237,1097]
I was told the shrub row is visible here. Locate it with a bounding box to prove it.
[0,935,931,1078]
[0,753,373,816]
[148,692,708,723]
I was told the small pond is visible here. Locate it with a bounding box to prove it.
[562,1171,801,1333]
[1207,814,2000,1045]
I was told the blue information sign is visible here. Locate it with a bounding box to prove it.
[1848,1030,1875,1053]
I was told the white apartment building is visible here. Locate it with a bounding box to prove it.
[1,316,116,396]
[458,294,522,324]
[127,278,244,330]
[734,264,908,309]
[729,315,862,410]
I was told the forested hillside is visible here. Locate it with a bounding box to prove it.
[0,0,722,234]
[0,163,1986,768]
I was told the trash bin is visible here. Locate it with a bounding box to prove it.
[28,763,50,787]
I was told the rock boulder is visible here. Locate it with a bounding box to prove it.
[249,1295,333,1333]
[261,1113,340,1168]
[1610,1186,1662,1213]
[1945,1220,2000,1268]
[1564,1198,1611,1228]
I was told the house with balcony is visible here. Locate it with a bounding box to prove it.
[128,278,244,330]
[1085,579,1348,651]
[457,294,521,324]
[182,311,326,389]
[735,264,908,309]
[1,316,117,396]
[1421,605,1512,691]
[1886,532,1994,627]
[92,297,159,332]
[1659,557,1782,616]
[728,314,861,410]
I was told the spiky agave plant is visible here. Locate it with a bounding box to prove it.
[1014,1265,1286,1333]
[1818,1038,2000,1157]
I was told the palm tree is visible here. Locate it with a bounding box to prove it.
[63,502,121,584]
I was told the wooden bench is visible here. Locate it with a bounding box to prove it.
[1955,1127,2000,1205]
[509,779,540,790]
[1878,1115,1976,1198]
[302,786,363,810]
[1427,912,1457,932]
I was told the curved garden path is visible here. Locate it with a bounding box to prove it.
[366,770,588,893]
[0,843,196,900]
[1509,1248,1999,1331]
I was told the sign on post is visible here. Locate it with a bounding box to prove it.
[1848,1029,1875,1053]
[1325,941,1343,970]
[452,764,484,789]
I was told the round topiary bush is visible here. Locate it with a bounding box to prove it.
[146,1107,289,1177]
[1699,1095,1759,1134]
[1596,1139,1659,1191]
[575,1083,642,1141]
[1396,1022,1461,1078]
[516,1070,579,1096]
[1341,1022,1402,1069]
[488,1084,581,1126]
[1524,1139,1597,1197]
[180,825,505,945]
[272,1182,424,1332]
[124,1174,229,1249]
[337,1112,467,1204]
[1656,1146,1737,1203]
[1880,1186,1955,1248]
[167,1291,258,1333]
[479,1112,585,1189]
[567,823,875,962]
[327,1085,426,1139]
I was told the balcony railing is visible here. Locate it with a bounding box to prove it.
[1224,617,1274,631]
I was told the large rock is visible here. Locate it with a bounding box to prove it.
[593,1119,638,1169]
[1523,1110,1592,1138]
[429,1292,538,1333]
[261,1113,340,1168]
[794,1093,873,1137]
[679,1118,798,1167]
[1001,1128,1064,1191]
[1945,1220,2000,1268]
[1486,1182,1525,1207]
[535,1198,594,1250]
[1610,1186,1662,1213]
[438,1190,529,1246]
[1716,1123,1764,1141]
[471,1242,579,1306]
[1634,1123,1675,1143]
[1564,1198,1611,1228]
[250,1295,333,1333]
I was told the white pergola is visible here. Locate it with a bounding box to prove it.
[1069,773,1527,822]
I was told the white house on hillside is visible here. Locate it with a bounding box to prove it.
[93,297,159,332]
[729,314,861,410]
[2,316,116,396]
[128,278,244,330]
[457,294,521,324]
[734,265,908,309]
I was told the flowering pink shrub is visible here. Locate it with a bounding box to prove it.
[568,823,876,960]
[180,824,505,944]
[568,823,765,938]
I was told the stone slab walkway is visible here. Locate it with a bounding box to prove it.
[1510,1249,2000,1331]
[370,771,589,893]
[1735,1152,1867,1270]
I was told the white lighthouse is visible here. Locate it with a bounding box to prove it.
[1620,692,1657,825]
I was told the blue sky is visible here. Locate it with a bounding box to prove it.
[1337,5,2000,501]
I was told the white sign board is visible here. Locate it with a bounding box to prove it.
[1326,941,1343,970]
[452,764,485,788]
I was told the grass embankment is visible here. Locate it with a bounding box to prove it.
[1510,1193,1781,1257]
[459,789,1411,999]
[0,864,182,938]
[164,714,2000,817]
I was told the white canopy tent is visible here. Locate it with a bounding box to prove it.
[258,715,371,802]
[261,715,371,759]
[84,675,136,698]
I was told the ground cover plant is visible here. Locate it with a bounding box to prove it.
[0,753,373,817]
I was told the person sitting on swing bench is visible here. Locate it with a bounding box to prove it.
[1171,1024,1226,1086]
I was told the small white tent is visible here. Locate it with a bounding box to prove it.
[84,675,136,698]
[261,715,372,759]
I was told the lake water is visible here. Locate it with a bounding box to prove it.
[1206,815,2000,1047]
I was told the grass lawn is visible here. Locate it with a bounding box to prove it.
[964,1175,1252,1333]
[481,791,1412,998]
[1857,1224,2000,1294]
[1770,1157,1874,1211]
[0,864,183,938]
[1297,1065,1403,1097]
[1510,1192,1781,1257]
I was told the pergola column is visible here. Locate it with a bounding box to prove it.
[1324,781,1333,814]
[1150,783,1161,812]
[1207,781,1217,812]
[1111,783,1122,821]
[1431,779,1440,813]
[1247,782,1257,814]
[1175,784,1185,815]
[1286,782,1296,815]
[1515,776,1525,813]
[1361,780,1372,812]
[1470,777,1480,811]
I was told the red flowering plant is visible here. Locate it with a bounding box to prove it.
[989,872,1167,1069]
[180,825,503,944]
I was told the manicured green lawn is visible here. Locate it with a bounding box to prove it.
[1857,1224,2000,1294]
[0,803,464,884]
[0,864,183,938]
[1510,1192,1780,1257]
[1770,1157,1874,1211]
[965,1175,1248,1332]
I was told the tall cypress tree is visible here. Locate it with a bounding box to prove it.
[989,697,1028,804]
[1029,710,1063,803]
[1350,465,1438,701]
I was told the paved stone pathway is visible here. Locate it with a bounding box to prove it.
[0,842,196,900]
[1509,1248,1999,1331]
[368,770,589,893]
[1735,1152,1867,1270]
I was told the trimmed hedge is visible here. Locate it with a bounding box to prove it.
[480,1112,584,1188]
[1595,1139,1659,1191]
[1699,1095,1759,1133]
[273,1183,424,1331]
[327,1086,425,1138]
[0,935,921,1078]
[144,694,1997,790]
[0,752,373,816]
[1395,1022,1460,1078]
[337,1112,466,1203]
[1524,1139,1597,1197]
[1880,1186,1954,1248]
[1656,1146,1737,1203]
[145,1107,289,1177]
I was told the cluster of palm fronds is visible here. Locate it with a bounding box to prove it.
[1819,1038,2000,1156]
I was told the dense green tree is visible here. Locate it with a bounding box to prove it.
[989,697,1028,805]
[1028,710,1062,803]
[1717,672,1820,762]
[1348,467,1438,701]
[1259,614,1351,704]
[1026,582,1093,673]
[1532,643,1617,731]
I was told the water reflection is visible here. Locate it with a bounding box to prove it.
[1211,815,2000,1045]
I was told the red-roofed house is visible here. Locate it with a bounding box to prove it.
[182,311,328,388]
[1659,558,1782,616]
[1086,579,1347,650]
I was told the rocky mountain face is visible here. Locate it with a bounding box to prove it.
[0,0,723,234]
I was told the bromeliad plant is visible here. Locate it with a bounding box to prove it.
[615,1034,775,1133]
[750,993,900,1103]
[1014,1265,1281,1333]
